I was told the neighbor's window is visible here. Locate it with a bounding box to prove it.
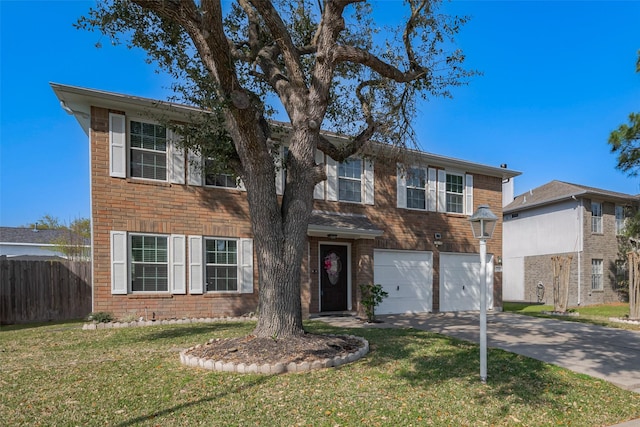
[591,259,603,291]
[591,202,603,233]
[615,205,625,235]
[205,239,238,292]
[130,120,167,181]
[406,167,426,210]
[446,173,464,214]
[130,234,168,292]
[338,158,362,202]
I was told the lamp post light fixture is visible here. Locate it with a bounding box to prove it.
[469,204,498,383]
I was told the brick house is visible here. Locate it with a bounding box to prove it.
[52,83,520,320]
[503,180,637,306]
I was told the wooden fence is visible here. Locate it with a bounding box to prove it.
[0,259,91,325]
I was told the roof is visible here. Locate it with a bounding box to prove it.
[504,180,638,214]
[308,211,383,239]
[0,227,89,246]
[50,82,521,181]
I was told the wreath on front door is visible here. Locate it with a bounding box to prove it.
[323,252,342,285]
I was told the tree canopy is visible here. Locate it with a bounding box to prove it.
[77,0,475,338]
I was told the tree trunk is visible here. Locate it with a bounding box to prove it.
[242,126,318,338]
[628,252,640,320]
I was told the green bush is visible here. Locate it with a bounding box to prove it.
[360,283,388,322]
[87,312,114,323]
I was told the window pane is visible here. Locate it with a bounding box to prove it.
[205,239,238,292]
[447,194,463,213]
[130,235,168,292]
[130,121,167,181]
[407,188,426,209]
[339,159,362,179]
[339,179,361,202]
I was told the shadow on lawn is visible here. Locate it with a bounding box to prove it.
[309,323,572,413]
[112,375,269,427]
[136,321,254,341]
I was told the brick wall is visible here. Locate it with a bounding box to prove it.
[91,106,507,319]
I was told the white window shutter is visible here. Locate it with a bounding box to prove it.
[109,113,127,178]
[110,231,128,294]
[188,235,204,294]
[169,130,185,185]
[313,150,325,200]
[437,170,446,213]
[326,156,338,201]
[427,168,437,212]
[465,174,474,215]
[239,238,254,293]
[275,147,284,195]
[170,234,186,294]
[187,149,203,186]
[397,164,407,209]
[364,159,374,205]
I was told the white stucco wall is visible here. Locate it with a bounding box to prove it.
[503,199,582,301]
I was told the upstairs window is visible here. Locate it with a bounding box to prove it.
[204,158,242,189]
[591,202,603,234]
[130,234,168,292]
[130,121,167,181]
[615,205,625,235]
[406,167,426,210]
[446,173,464,214]
[338,159,362,203]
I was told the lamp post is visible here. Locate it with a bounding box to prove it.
[469,204,498,383]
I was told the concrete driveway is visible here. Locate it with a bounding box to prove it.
[317,311,640,393]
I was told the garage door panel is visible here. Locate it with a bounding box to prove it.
[374,250,433,314]
[440,253,493,312]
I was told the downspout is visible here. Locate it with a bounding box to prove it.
[577,198,583,306]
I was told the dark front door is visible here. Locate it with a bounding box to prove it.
[320,244,349,311]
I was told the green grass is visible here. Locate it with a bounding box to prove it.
[503,302,639,330]
[1,320,639,426]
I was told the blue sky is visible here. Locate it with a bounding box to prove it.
[1,0,639,227]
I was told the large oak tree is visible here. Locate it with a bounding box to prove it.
[78,0,474,338]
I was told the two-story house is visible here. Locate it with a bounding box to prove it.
[503,180,637,306]
[52,83,520,320]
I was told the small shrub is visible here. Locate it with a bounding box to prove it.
[87,312,114,323]
[360,283,388,322]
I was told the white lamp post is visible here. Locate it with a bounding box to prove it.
[469,204,498,383]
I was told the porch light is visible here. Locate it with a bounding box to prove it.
[468,204,497,383]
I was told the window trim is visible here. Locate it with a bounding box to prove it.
[405,167,427,210]
[128,119,169,183]
[129,233,170,294]
[591,258,604,291]
[445,171,465,214]
[615,205,625,235]
[591,201,603,234]
[338,158,363,203]
[204,237,240,293]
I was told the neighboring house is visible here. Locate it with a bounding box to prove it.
[52,82,520,320]
[503,180,637,306]
[0,226,90,260]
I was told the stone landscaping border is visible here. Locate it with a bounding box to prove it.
[82,316,257,330]
[609,317,640,326]
[179,334,369,375]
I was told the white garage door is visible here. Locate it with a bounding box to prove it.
[440,253,493,312]
[374,250,432,314]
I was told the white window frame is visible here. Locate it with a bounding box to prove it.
[128,119,169,182]
[129,233,170,293]
[615,205,625,235]
[591,201,603,234]
[338,158,363,203]
[406,167,427,210]
[203,158,244,190]
[445,172,465,214]
[591,259,603,291]
[204,237,240,293]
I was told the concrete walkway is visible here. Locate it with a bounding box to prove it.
[316,311,640,393]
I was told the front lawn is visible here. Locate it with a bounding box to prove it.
[1,320,639,426]
[504,302,638,330]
